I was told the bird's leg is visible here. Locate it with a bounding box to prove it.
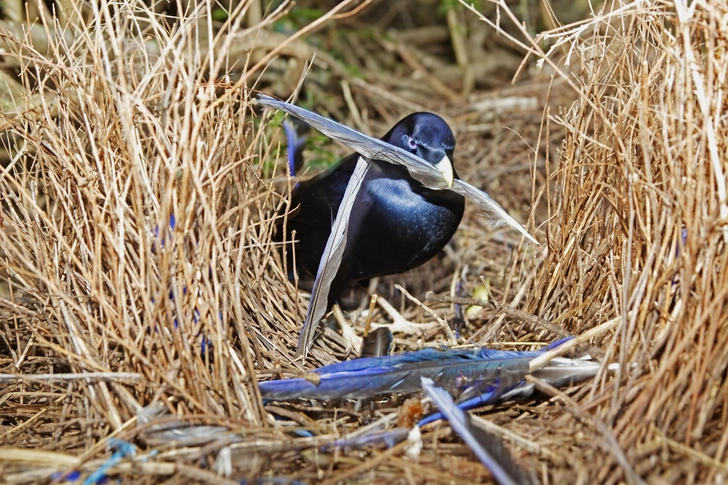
[362,277,380,308]
[361,294,379,338]
[332,304,362,357]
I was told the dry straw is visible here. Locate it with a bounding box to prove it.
[0,0,727,482]
[498,0,728,481]
[0,0,310,472]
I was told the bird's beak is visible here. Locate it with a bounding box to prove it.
[435,155,454,188]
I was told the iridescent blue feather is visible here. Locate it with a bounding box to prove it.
[259,347,542,401]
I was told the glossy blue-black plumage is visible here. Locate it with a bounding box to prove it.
[284,113,465,307]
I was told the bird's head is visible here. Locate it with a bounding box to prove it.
[384,112,457,188]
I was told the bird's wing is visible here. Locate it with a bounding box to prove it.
[287,153,359,230]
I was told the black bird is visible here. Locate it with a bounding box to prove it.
[281,112,465,308]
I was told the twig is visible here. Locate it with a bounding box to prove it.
[528,315,622,371]
[446,6,474,96]
[426,291,569,339]
[0,372,143,383]
[373,296,441,335]
[320,438,412,485]
[396,285,457,345]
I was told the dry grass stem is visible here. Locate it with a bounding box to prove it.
[2,0,727,482]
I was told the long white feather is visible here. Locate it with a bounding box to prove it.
[256,95,538,245]
[296,156,370,357]
[452,179,538,244]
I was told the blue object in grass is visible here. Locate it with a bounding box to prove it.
[422,377,534,485]
[82,439,137,485]
[152,214,176,251]
[418,337,580,425]
[259,338,602,428]
[258,346,541,402]
[283,119,307,179]
[260,338,575,402]
[150,214,213,357]
[50,470,82,482]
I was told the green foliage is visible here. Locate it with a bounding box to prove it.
[273,6,325,33]
[303,131,341,172]
[439,0,487,15]
[438,0,460,15]
[211,8,229,22]
[290,7,326,22]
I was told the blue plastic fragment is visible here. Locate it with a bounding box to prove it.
[82,439,137,485]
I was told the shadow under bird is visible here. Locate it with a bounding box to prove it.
[282,112,465,310]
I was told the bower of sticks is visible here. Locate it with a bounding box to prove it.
[1,0,727,483]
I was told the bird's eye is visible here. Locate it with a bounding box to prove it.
[407,136,417,150]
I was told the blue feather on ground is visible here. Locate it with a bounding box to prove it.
[259,346,543,401]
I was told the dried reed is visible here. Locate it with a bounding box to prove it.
[479,0,728,481]
[2,0,727,482]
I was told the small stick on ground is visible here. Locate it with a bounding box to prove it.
[396,285,457,345]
